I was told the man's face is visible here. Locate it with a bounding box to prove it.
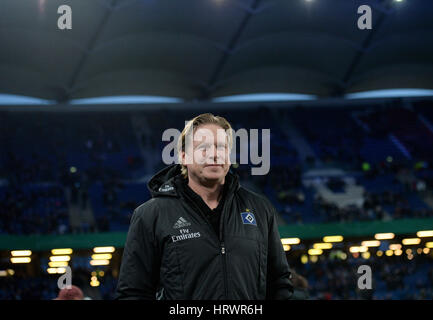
[182,123,231,184]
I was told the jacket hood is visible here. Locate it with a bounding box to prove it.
[147,164,240,198]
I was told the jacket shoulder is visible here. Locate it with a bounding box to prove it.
[133,197,178,222]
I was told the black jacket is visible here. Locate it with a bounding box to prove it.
[116,164,307,300]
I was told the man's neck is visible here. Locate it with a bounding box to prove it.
[187,176,224,209]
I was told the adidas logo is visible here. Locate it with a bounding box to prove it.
[173,217,191,229]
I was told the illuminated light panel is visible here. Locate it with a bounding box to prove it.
[90,259,110,266]
[47,268,58,274]
[93,247,115,253]
[49,256,71,262]
[323,236,343,243]
[361,240,380,247]
[11,250,32,257]
[389,244,402,251]
[281,238,300,245]
[49,261,68,268]
[91,254,112,260]
[402,238,421,245]
[313,243,333,250]
[10,257,31,264]
[425,242,433,249]
[308,249,323,256]
[350,246,368,253]
[375,233,395,240]
[0,270,7,277]
[417,230,433,238]
[51,248,73,255]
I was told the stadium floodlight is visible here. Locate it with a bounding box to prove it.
[11,250,32,257]
[313,243,333,250]
[323,235,343,243]
[93,246,115,253]
[91,254,112,260]
[10,257,31,264]
[308,249,323,256]
[281,238,300,245]
[90,259,110,266]
[417,230,433,238]
[361,240,381,247]
[402,238,421,245]
[49,256,71,262]
[51,248,73,255]
[374,233,395,240]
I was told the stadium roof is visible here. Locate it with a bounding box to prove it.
[1,0,432,104]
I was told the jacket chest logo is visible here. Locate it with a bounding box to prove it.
[240,209,257,226]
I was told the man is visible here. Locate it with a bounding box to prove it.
[116,113,308,300]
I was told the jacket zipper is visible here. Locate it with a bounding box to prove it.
[220,241,229,298]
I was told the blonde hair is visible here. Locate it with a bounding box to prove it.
[177,113,233,178]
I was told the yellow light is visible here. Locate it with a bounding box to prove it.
[323,235,343,243]
[91,276,97,281]
[99,271,105,277]
[385,250,394,256]
[57,268,66,274]
[361,240,380,247]
[0,270,7,277]
[51,248,73,255]
[11,250,32,257]
[309,255,318,263]
[375,233,395,240]
[283,245,291,252]
[49,261,68,268]
[93,247,115,253]
[281,238,300,245]
[340,252,347,260]
[423,248,430,254]
[417,230,433,237]
[10,257,31,264]
[301,255,308,264]
[47,268,58,274]
[91,254,112,260]
[91,271,96,276]
[407,254,414,260]
[389,244,402,251]
[308,249,323,255]
[313,243,333,250]
[50,256,71,262]
[90,280,100,287]
[426,242,433,248]
[405,249,412,255]
[402,238,421,245]
[7,269,14,276]
[90,259,110,266]
[417,248,423,254]
[377,250,383,257]
[394,249,403,256]
[350,246,360,253]
[361,252,370,259]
